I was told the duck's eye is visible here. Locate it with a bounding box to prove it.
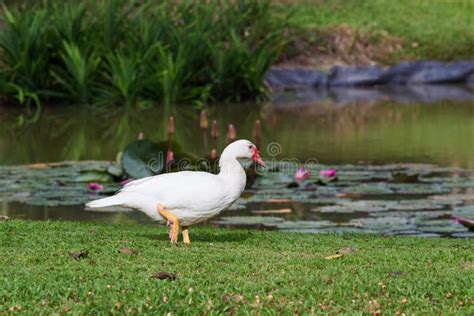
[248,145,253,149]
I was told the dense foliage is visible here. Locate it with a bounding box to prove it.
[0,0,288,107]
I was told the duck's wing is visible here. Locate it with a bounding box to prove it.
[120,175,159,191]
[120,171,217,193]
[119,171,226,208]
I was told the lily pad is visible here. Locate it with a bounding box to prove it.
[251,208,292,214]
[1,160,473,238]
[446,180,474,189]
[107,164,123,177]
[0,161,119,207]
[74,171,113,183]
[418,225,466,234]
[213,216,285,227]
[348,217,416,232]
[316,201,390,213]
[276,220,336,230]
[413,217,466,234]
[302,227,378,234]
[370,210,451,219]
[389,183,451,195]
[451,231,474,238]
[391,172,419,183]
[122,140,166,179]
[452,206,474,218]
[430,194,474,203]
[340,183,393,195]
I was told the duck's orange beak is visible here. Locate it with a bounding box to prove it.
[251,148,266,167]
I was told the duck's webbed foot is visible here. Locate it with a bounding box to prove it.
[157,204,180,243]
[182,226,191,244]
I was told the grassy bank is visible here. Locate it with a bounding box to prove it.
[0,220,472,314]
[277,0,474,66]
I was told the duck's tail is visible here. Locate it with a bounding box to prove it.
[86,195,127,209]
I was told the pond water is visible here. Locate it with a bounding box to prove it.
[1,92,473,168]
[0,88,473,236]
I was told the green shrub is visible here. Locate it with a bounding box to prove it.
[51,42,101,104]
[0,0,289,106]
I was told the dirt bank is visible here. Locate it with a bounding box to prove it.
[277,25,404,70]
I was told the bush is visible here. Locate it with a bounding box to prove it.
[0,0,289,107]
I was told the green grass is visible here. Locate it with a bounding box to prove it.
[1,220,473,314]
[280,0,474,61]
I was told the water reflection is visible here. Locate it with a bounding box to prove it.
[271,84,474,106]
[0,92,473,168]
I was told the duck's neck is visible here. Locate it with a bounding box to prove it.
[217,157,247,194]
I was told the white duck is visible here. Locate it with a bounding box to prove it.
[86,139,265,244]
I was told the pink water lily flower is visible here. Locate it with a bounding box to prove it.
[88,182,104,191]
[166,150,174,164]
[210,149,218,160]
[295,167,311,181]
[319,168,337,178]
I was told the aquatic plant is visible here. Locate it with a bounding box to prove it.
[0,0,289,106]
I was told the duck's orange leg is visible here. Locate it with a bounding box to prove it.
[157,204,180,243]
[182,226,190,244]
[167,221,174,240]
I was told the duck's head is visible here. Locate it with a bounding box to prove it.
[221,139,266,167]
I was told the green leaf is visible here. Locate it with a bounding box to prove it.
[122,139,167,179]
